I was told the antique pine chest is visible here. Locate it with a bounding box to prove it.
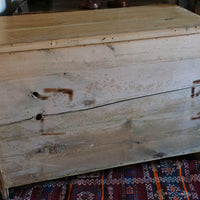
[1,5,200,199]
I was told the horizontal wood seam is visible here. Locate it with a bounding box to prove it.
[1,31,200,54]
[0,85,198,127]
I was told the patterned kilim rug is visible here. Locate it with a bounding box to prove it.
[1,157,200,200]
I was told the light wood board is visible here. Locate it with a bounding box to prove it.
[0,86,200,188]
[1,34,200,125]
[1,5,200,198]
[1,5,200,53]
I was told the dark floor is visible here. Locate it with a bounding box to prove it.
[2,0,198,16]
[13,0,177,15]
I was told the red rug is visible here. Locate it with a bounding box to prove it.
[1,157,200,200]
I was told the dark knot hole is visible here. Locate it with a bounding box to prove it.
[36,114,43,120]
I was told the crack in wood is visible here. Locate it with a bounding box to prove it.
[0,117,33,127]
[0,86,197,127]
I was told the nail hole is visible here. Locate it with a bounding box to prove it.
[36,114,43,120]
[32,92,39,97]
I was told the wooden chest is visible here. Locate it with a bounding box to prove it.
[1,5,200,199]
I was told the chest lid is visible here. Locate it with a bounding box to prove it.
[1,5,200,53]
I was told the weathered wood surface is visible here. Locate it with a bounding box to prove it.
[1,5,200,53]
[1,34,200,125]
[0,86,200,189]
[1,5,200,198]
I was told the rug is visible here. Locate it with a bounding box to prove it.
[1,157,200,200]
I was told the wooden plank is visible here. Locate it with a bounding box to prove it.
[1,33,200,82]
[1,58,200,125]
[1,5,200,53]
[0,86,200,188]
[1,34,200,125]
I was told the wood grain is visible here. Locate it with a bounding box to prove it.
[1,33,200,125]
[1,33,200,82]
[1,57,200,125]
[1,5,200,198]
[0,86,200,188]
[1,5,200,53]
